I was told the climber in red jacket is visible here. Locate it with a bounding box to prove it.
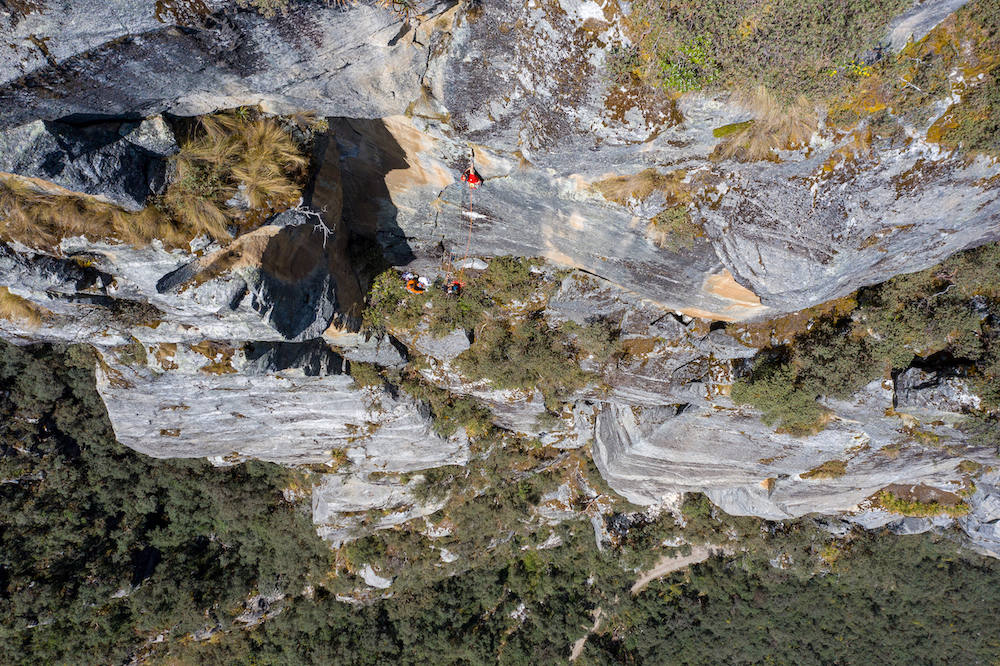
[461,167,482,189]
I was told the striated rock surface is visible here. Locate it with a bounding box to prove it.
[95,337,468,469]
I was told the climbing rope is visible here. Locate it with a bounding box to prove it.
[446,146,478,286]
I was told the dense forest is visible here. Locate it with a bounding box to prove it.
[2,340,999,663]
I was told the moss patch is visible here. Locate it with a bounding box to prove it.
[801,459,847,480]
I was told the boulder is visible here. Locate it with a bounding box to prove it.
[0,116,177,210]
[894,367,982,417]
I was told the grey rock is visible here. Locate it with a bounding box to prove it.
[95,340,469,470]
[959,471,1000,558]
[359,564,393,589]
[591,380,994,519]
[407,327,471,362]
[312,473,448,547]
[336,333,408,369]
[700,146,1000,312]
[847,509,900,530]
[894,367,981,417]
[0,2,430,128]
[0,116,177,210]
[887,0,971,51]
[889,516,954,536]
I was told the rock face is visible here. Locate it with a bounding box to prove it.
[96,337,467,469]
[3,1,999,318]
[0,0,433,127]
[0,116,177,209]
[1,0,1000,558]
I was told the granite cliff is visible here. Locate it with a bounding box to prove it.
[1,0,999,564]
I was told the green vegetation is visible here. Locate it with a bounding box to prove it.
[347,360,385,389]
[730,357,829,434]
[876,490,971,518]
[4,344,999,664]
[605,44,642,84]
[937,73,1000,156]
[731,242,1000,436]
[364,258,607,415]
[454,315,592,411]
[657,35,718,92]
[588,527,1000,664]
[235,0,290,16]
[0,341,329,664]
[560,318,624,361]
[623,0,909,98]
[647,204,702,251]
[395,374,494,438]
[235,0,418,19]
[166,492,1000,664]
[364,256,550,336]
[616,0,1000,160]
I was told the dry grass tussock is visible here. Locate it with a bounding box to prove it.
[594,168,690,205]
[0,109,309,252]
[0,286,47,328]
[713,87,817,162]
[163,111,308,237]
[0,177,194,250]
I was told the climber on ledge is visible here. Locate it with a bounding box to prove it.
[402,272,430,294]
[460,167,482,189]
[443,280,463,296]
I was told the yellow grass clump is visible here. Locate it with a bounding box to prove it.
[162,110,308,237]
[713,87,818,162]
[594,168,690,205]
[0,108,309,253]
[0,286,47,328]
[0,177,193,251]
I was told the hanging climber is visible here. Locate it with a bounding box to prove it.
[460,166,482,189]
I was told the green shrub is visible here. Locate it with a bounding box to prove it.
[875,490,970,517]
[362,258,553,338]
[454,315,592,410]
[561,319,624,363]
[657,35,718,92]
[730,357,828,435]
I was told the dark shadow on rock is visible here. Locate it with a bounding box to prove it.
[244,339,344,376]
[257,222,340,340]
[326,117,415,267]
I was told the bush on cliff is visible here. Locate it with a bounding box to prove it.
[731,242,1000,435]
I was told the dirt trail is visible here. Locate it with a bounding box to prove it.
[569,608,603,662]
[630,546,714,595]
[570,547,718,661]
